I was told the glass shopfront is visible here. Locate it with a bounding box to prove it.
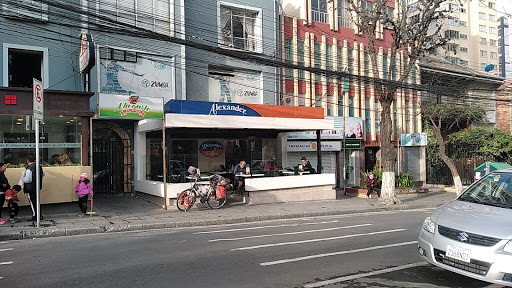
[144,130,329,184]
[0,115,81,166]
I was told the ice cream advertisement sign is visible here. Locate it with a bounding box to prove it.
[99,93,163,119]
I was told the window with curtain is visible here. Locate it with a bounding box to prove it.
[297,40,305,80]
[314,43,322,82]
[220,6,258,52]
[284,38,293,78]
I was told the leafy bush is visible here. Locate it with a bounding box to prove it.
[357,169,416,189]
[395,172,414,189]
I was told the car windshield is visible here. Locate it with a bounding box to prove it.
[459,172,512,208]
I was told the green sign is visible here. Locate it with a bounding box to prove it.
[99,93,163,119]
[343,140,361,149]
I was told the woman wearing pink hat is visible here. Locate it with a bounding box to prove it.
[74,173,93,215]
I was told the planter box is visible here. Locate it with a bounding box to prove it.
[345,187,428,198]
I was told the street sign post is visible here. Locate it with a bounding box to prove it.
[33,78,44,228]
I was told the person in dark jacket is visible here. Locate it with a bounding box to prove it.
[365,173,380,199]
[0,163,9,220]
[22,155,45,221]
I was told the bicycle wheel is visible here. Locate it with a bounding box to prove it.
[177,189,194,211]
[207,188,227,209]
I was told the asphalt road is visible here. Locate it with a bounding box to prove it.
[0,208,505,288]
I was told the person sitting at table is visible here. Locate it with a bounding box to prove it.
[299,157,315,174]
[252,161,264,174]
[264,155,279,177]
[233,161,247,195]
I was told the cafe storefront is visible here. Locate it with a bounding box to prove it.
[134,100,336,205]
[0,87,94,206]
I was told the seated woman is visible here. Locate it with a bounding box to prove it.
[233,161,246,195]
[60,153,73,166]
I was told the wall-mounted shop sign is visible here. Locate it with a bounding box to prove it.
[199,141,224,158]
[401,133,427,146]
[343,140,361,149]
[98,94,163,119]
[79,33,95,74]
[165,100,324,119]
[0,143,82,148]
[286,117,363,139]
[100,54,172,99]
[287,141,341,152]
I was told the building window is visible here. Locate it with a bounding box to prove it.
[489,27,496,34]
[1,0,48,21]
[460,34,468,40]
[97,0,171,35]
[0,115,82,166]
[489,2,495,9]
[459,21,467,26]
[459,59,468,66]
[8,48,43,88]
[480,50,488,57]
[460,47,468,53]
[490,39,497,46]
[491,52,497,59]
[284,38,293,79]
[297,40,305,80]
[445,30,459,39]
[312,0,328,23]
[481,63,487,70]
[100,47,138,63]
[383,54,388,79]
[479,12,486,20]
[459,7,467,13]
[220,6,259,52]
[489,14,495,22]
[337,0,352,28]
[314,43,322,82]
[480,37,487,44]
[326,45,332,82]
[479,25,487,32]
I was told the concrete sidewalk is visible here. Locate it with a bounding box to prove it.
[0,188,457,241]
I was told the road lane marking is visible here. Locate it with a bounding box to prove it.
[209,224,372,242]
[302,260,427,287]
[232,228,407,251]
[0,248,13,252]
[0,262,13,265]
[194,220,339,234]
[260,241,419,266]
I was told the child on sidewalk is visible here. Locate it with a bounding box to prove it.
[74,173,93,216]
[5,184,21,221]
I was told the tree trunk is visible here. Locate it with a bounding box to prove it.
[379,98,400,204]
[432,125,464,194]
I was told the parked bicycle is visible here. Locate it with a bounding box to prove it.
[176,173,229,211]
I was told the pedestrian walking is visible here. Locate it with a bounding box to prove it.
[22,155,45,221]
[5,184,21,221]
[74,173,93,216]
[365,173,380,199]
[0,163,10,220]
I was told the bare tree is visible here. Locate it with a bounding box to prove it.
[346,0,458,203]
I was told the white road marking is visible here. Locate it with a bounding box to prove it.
[0,248,13,252]
[0,262,13,265]
[194,220,339,234]
[303,261,427,287]
[209,224,372,242]
[261,241,419,266]
[232,228,407,251]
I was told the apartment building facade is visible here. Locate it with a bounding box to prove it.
[280,0,424,185]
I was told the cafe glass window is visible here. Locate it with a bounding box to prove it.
[0,115,81,166]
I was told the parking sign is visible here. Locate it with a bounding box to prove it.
[33,78,44,121]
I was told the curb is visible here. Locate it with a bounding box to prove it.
[0,203,442,241]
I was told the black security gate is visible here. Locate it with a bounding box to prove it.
[93,134,131,196]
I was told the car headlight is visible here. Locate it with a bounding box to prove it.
[422,216,436,234]
[504,240,512,253]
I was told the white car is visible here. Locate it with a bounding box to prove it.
[418,169,512,286]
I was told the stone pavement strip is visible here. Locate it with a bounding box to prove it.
[0,189,457,241]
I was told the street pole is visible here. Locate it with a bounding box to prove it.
[162,115,167,210]
[35,120,40,228]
